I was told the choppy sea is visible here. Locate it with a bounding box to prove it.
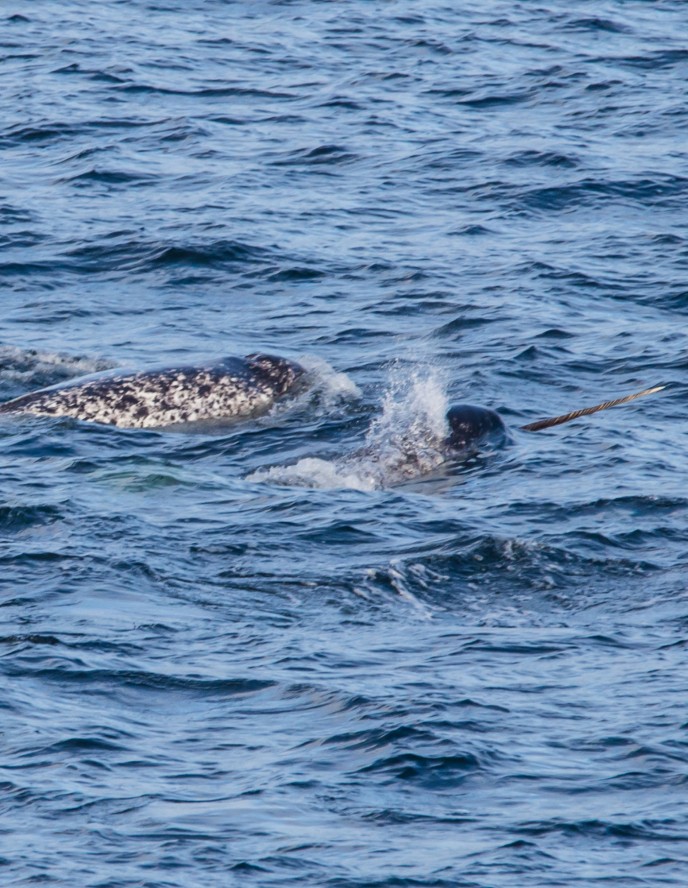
[2,2,688,886]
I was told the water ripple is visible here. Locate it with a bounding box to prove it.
[3,1,688,885]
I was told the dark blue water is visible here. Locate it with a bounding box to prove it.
[3,2,688,885]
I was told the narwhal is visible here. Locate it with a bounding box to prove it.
[0,353,305,429]
[0,352,663,452]
[445,385,665,452]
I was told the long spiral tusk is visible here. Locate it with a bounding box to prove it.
[521,385,665,432]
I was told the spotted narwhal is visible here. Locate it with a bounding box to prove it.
[0,353,305,429]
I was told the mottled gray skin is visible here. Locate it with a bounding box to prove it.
[0,353,305,429]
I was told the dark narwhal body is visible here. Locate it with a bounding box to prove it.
[444,404,509,453]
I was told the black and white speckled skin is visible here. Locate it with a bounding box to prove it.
[0,353,305,429]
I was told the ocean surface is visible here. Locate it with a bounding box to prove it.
[2,2,688,885]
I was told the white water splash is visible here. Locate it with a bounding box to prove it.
[252,456,379,492]
[297,354,362,410]
[256,353,361,426]
[250,363,451,490]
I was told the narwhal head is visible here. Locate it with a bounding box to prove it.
[445,403,509,453]
[245,353,305,395]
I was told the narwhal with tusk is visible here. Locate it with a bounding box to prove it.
[0,351,664,460]
[445,385,665,452]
